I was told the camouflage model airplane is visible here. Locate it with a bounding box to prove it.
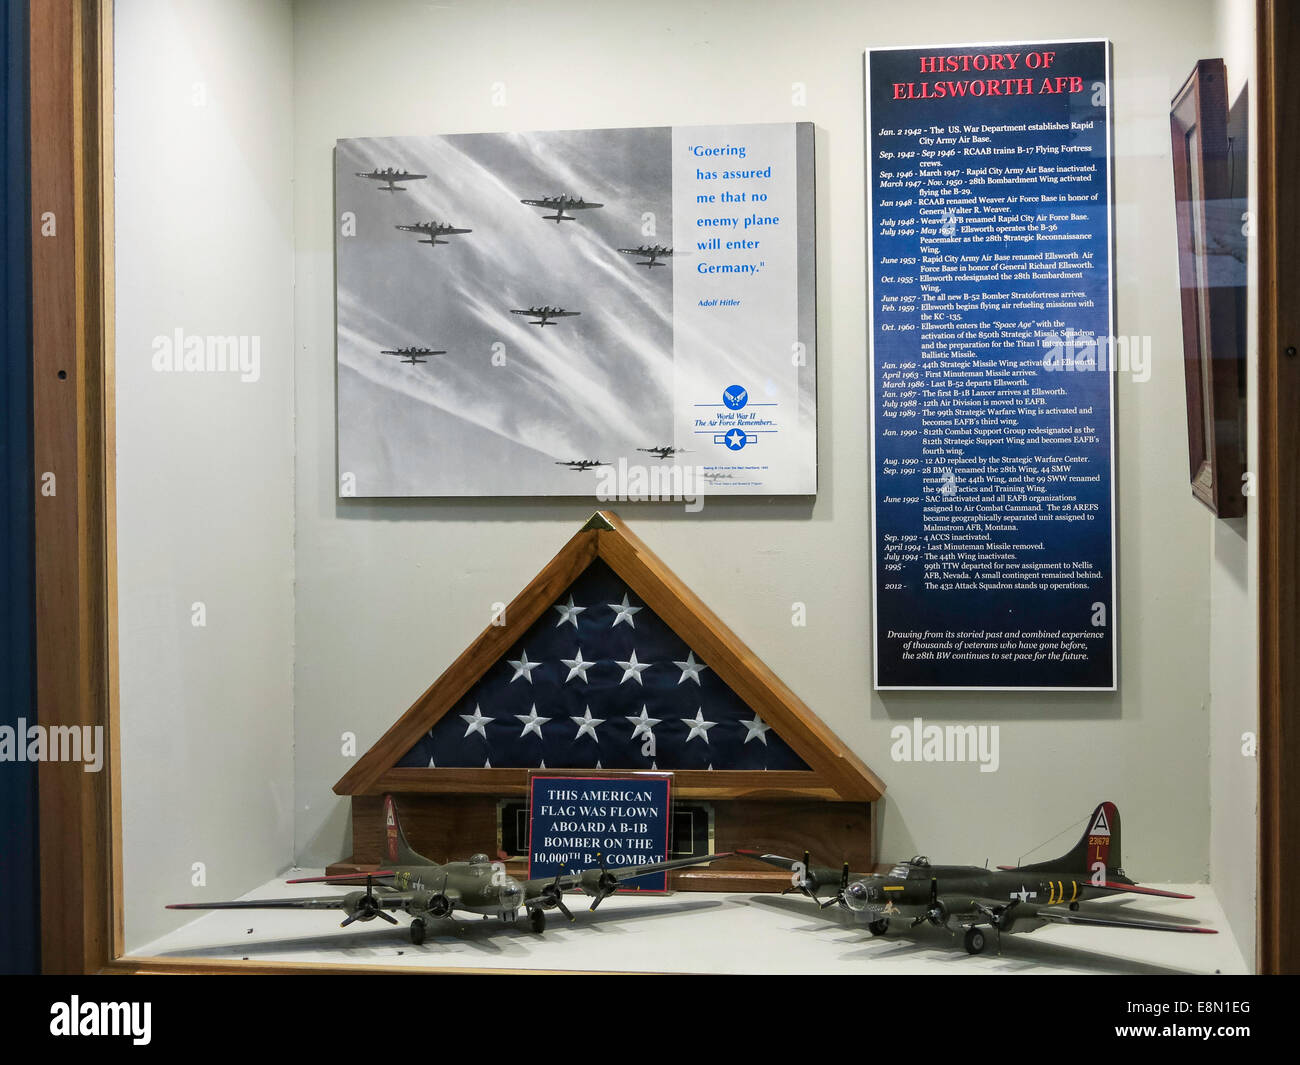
[618,245,673,268]
[381,346,446,366]
[511,305,580,327]
[521,194,604,223]
[395,220,473,247]
[169,796,729,944]
[741,802,1216,955]
[356,167,427,192]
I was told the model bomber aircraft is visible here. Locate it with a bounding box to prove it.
[555,458,608,471]
[637,446,690,460]
[618,245,673,268]
[381,346,446,365]
[395,220,473,247]
[169,796,730,944]
[521,194,604,223]
[741,802,1216,955]
[356,167,427,192]
[511,306,580,327]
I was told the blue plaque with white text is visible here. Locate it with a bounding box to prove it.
[528,775,672,891]
[867,41,1116,689]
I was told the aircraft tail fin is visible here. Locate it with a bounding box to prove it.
[382,794,428,866]
[1016,801,1130,882]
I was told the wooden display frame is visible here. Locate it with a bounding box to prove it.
[26,0,1298,974]
[330,511,885,888]
[1170,58,1247,518]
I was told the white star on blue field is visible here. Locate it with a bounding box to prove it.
[399,559,809,771]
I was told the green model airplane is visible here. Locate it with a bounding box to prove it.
[741,801,1217,955]
[169,795,729,944]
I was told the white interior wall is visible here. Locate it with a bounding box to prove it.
[290,0,1222,882]
[1207,0,1258,972]
[114,0,296,949]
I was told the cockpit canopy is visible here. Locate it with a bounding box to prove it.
[468,853,491,865]
[908,855,931,867]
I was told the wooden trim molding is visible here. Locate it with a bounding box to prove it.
[1256,0,1298,976]
[30,0,114,973]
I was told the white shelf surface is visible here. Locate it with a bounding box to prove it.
[134,873,1248,974]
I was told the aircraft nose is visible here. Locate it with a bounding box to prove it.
[843,881,871,912]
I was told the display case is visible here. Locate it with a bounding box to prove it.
[18,0,1295,981]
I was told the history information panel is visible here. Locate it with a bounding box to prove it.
[867,41,1116,690]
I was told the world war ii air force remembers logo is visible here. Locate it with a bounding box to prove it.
[867,40,1116,690]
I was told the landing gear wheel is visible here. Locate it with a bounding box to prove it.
[964,927,988,955]
[1069,901,1080,911]
[529,908,546,934]
[868,919,890,936]
[409,919,426,945]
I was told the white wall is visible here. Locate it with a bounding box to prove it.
[289,0,1223,885]
[114,0,296,949]
[1208,0,1258,971]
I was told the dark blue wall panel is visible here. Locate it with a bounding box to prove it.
[1,0,39,976]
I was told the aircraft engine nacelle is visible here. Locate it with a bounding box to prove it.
[579,869,619,901]
[410,891,454,919]
[343,890,380,922]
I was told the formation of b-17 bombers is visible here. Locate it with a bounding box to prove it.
[353,163,681,474]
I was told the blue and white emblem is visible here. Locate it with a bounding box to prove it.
[723,385,748,410]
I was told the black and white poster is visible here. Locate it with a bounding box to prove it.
[334,122,816,498]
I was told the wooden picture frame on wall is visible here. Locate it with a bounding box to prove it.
[1170,58,1247,518]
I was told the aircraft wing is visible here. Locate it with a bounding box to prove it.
[1028,908,1217,935]
[523,852,733,895]
[734,849,867,887]
[520,199,556,208]
[166,893,416,913]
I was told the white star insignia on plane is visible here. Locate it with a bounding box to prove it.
[460,705,490,739]
[507,650,540,683]
[516,704,551,739]
[674,651,708,684]
[615,649,651,685]
[608,594,642,628]
[626,705,662,740]
[684,709,717,744]
[1011,887,1037,903]
[571,707,605,742]
[561,649,593,683]
[553,595,586,628]
[741,714,771,745]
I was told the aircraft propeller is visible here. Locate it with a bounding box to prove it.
[586,852,621,911]
[818,863,854,910]
[340,874,398,927]
[911,877,948,928]
[534,867,576,922]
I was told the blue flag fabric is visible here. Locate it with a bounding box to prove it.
[398,559,810,772]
